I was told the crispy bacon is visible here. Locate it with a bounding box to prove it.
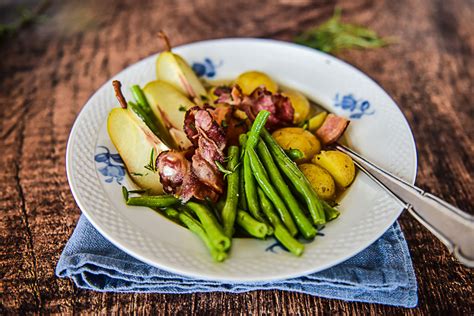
[157,150,219,202]
[216,85,294,131]
[316,114,350,145]
[159,106,227,202]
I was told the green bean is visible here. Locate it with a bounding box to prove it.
[284,148,304,161]
[131,85,151,113]
[256,140,316,239]
[126,195,179,208]
[238,163,248,210]
[248,149,298,236]
[129,86,176,149]
[178,211,227,262]
[257,189,304,256]
[236,210,268,238]
[261,129,326,225]
[163,207,179,219]
[221,146,240,237]
[240,134,265,222]
[246,110,270,150]
[322,200,340,221]
[185,202,231,251]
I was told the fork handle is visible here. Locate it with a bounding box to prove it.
[335,144,474,268]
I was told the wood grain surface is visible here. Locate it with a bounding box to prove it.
[0,0,473,314]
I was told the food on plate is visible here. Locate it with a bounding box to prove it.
[312,150,355,187]
[106,34,355,261]
[235,70,278,95]
[299,163,336,200]
[155,31,208,104]
[282,89,310,124]
[315,113,349,145]
[272,127,321,163]
[107,81,167,194]
[307,111,328,132]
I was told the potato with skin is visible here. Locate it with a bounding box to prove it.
[282,90,310,124]
[312,150,355,187]
[272,127,321,163]
[299,164,336,200]
[235,71,278,95]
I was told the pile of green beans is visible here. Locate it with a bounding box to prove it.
[122,110,341,261]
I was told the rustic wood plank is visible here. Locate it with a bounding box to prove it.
[0,0,472,314]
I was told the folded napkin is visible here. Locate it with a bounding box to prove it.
[56,215,417,307]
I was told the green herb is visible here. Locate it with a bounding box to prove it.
[215,160,233,176]
[144,148,158,172]
[131,172,146,176]
[221,120,228,128]
[294,7,392,53]
[200,95,208,101]
[178,105,187,112]
[0,0,50,43]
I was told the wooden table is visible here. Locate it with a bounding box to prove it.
[1,0,472,314]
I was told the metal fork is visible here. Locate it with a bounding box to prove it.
[335,144,474,268]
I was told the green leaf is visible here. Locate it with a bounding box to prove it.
[294,7,392,53]
[144,148,158,172]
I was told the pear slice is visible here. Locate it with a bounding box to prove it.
[156,51,208,103]
[143,80,195,149]
[107,107,168,194]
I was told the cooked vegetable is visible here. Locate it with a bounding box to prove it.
[322,201,340,221]
[235,71,278,95]
[221,146,240,237]
[258,189,304,256]
[246,110,270,150]
[125,195,179,208]
[178,210,227,262]
[240,134,264,223]
[261,129,326,225]
[285,148,304,161]
[257,140,317,239]
[307,111,328,132]
[282,90,310,124]
[236,210,268,238]
[248,148,298,236]
[299,163,336,201]
[238,163,248,210]
[272,127,321,163]
[185,202,231,251]
[312,150,355,187]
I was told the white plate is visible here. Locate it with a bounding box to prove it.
[66,38,417,282]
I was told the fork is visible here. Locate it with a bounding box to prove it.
[335,144,474,268]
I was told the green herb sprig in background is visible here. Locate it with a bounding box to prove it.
[294,8,392,53]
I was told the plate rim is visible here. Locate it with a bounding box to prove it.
[66,37,418,282]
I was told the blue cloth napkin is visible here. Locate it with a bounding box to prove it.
[56,215,417,307]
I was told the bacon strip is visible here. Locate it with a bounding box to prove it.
[315,114,350,145]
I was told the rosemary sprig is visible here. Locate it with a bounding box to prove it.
[144,148,158,172]
[294,7,392,53]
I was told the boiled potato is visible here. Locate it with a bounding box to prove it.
[235,71,278,95]
[312,150,355,187]
[272,127,321,163]
[282,90,310,124]
[299,164,336,200]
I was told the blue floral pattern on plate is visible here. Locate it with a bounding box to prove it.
[192,58,222,78]
[334,93,375,119]
[95,146,126,184]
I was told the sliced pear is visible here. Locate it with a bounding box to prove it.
[156,52,208,103]
[107,108,168,194]
[143,80,195,149]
